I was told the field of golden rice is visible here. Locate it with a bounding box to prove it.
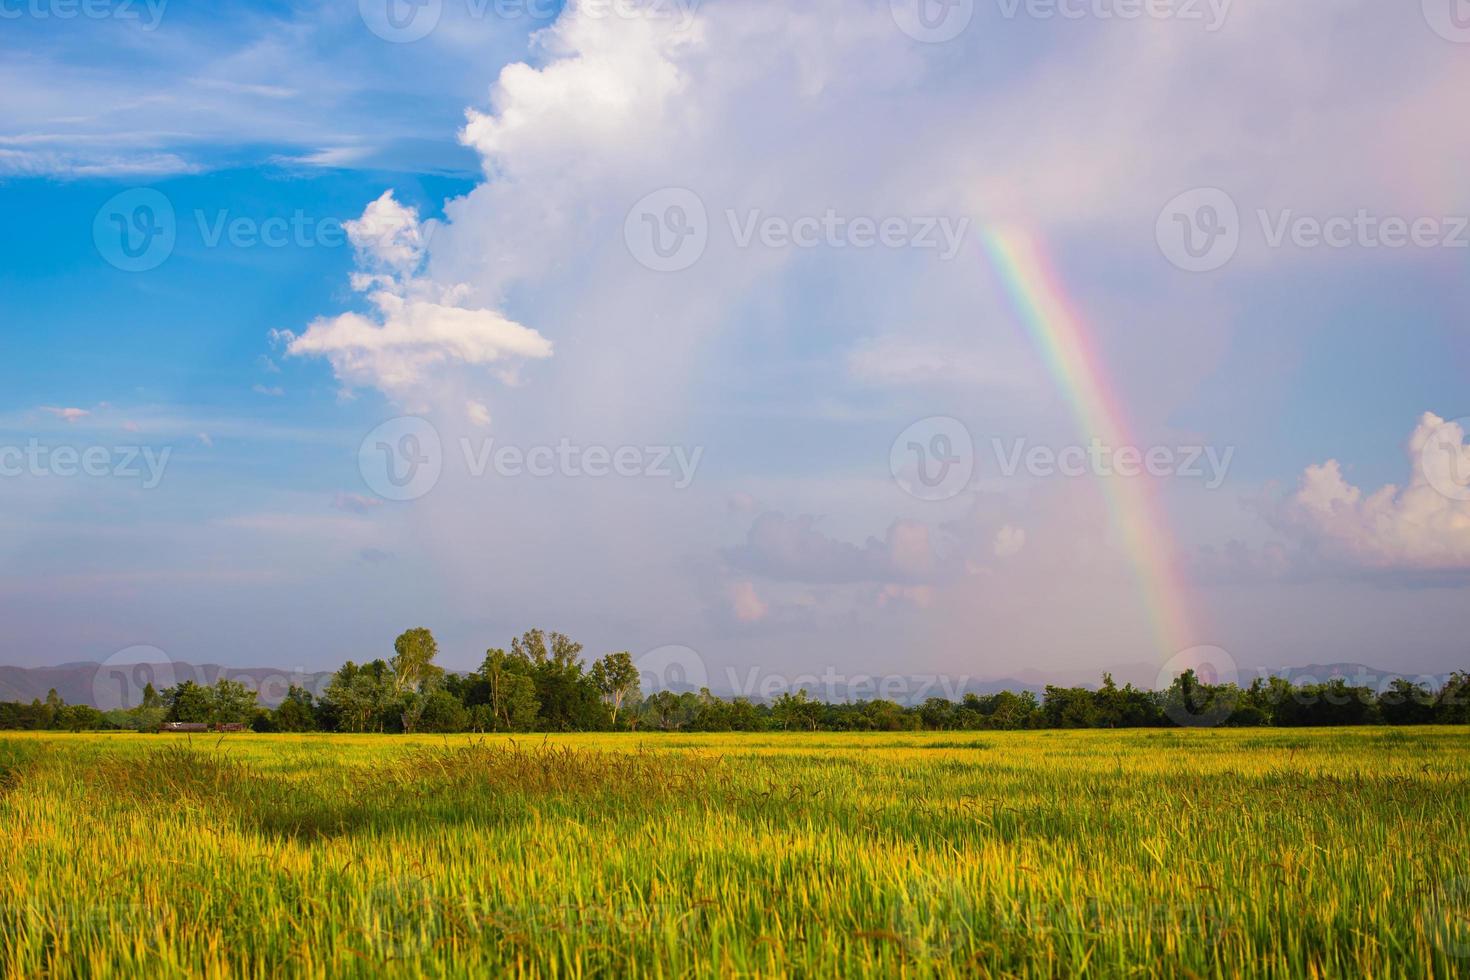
[1,728,1467,977]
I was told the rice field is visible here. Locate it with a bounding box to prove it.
[1,728,1467,978]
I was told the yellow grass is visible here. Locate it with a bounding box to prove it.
[1,728,1467,977]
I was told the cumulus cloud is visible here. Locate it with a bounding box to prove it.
[344,191,430,283]
[240,0,1468,674]
[284,191,552,402]
[459,11,705,180]
[1266,414,1470,573]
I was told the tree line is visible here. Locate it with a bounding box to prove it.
[3,628,1468,732]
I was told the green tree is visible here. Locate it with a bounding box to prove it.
[918,697,958,730]
[1271,677,1376,727]
[324,660,396,732]
[106,703,166,733]
[1043,685,1101,728]
[1159,669,1244,728]
[590,652,641,727]
[1376,678,1435,725]
[209,679,259,724]
[273,685,318,732]
[642,690,693,730]
[688,689,735,731]
[1435,672,1470,724]
[416,689,469,733]
[398,691,427,734]
[862,699,915,731]
[56,704,106,732]
[163,681,212,723]
[474,649,541,732]
[511,629,605,730]
[39,689,63,729]
[391,627,444,694]
[727,697,764,731]
[772,690,822,731]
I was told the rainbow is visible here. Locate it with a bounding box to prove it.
[979,228,1196,657]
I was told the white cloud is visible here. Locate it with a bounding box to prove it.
[41,407,90,423]
[194,0,1470,675]
[269,146,373,169]
[0,148,197,178]
[346,191,431,281]
[1271,414,1470,572]
[284,192,552,402]
[458,12,704,179]
[288,296,551,395]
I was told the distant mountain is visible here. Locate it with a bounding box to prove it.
[0,662,335,710]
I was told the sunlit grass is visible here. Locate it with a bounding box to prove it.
[1,728,1467,977]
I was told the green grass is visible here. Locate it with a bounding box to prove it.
[1,728,1467,977]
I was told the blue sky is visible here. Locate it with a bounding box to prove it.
[2,0,1468,689]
